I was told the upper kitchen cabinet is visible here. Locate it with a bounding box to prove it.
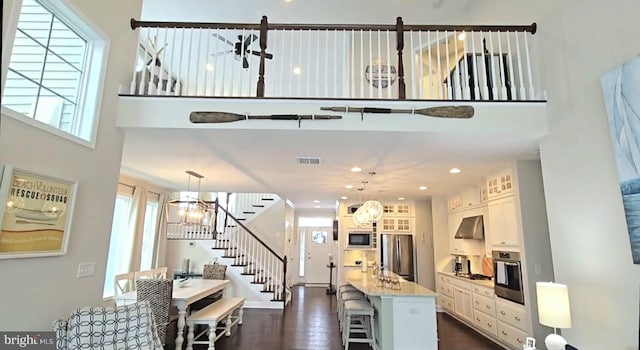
[486,169,514,200]
[487,196,520,251]
[448,185,484,212]
[449,207,484,256]
[383,204,411,216]
[381,217,411,232]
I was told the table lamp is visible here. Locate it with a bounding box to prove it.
[536,282,572,350]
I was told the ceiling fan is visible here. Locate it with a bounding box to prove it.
[211,33,273,69]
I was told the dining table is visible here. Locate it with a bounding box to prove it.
[114,278,230,350]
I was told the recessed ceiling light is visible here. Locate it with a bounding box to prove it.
[315,205,320,208]
[398,197,405,200]
[345,185,353,189]
[293,66,302,75]
[449,168,462,174]
[313,200,320,203]
[351,167,362,172]
[341,196,348,200]
[418,186,428,190]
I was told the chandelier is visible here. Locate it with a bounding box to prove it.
[165,170,213,227]
[352,173,384,225]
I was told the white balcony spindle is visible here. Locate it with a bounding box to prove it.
[368,31,373,98]
[335,30,339,97]
[480,32,489,100]
[427,31,433,98]
[454,30,462,100]
[409,31,416,99]
[166,27,176,96]
[506,31,516,100]
[351,30,356,98]
[515,30,525,100]
[523,31,535,99]
[445,31,452,99]
[488,31,498,100]
[436,31,443,99]
[496,31,507,100]
[288,30,295,97]
[418,31,424,99]
[376,30,382,99]
[385,30,391,99]
[360,30,365,98]
[471,31,480,100]
[138,29,150,95]
[308,30,313,97]
[325,29,329,97]
[462,31,470,99]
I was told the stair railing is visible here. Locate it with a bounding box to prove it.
[128,17,540,101]
[213,199,288,306]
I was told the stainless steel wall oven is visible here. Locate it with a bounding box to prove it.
[492,250,525,305]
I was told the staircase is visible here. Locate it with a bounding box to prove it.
[166,192,290,308]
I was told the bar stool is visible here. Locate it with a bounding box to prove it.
[342,299,376,350]
[338,291,365,330]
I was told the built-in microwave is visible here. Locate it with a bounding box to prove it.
[347,231,373,248]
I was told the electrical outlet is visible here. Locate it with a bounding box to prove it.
[189,241,195,247]
[77,262,96,278]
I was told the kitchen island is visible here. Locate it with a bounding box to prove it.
[346,270,438,350]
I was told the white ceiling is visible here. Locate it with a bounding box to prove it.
[121,0,547,209]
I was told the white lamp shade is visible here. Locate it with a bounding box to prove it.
[536,282,572,329]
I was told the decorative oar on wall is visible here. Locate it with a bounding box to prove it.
[319,106,474,120]
[189,111,342,128]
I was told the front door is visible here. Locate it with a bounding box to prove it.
[302,227,331,285]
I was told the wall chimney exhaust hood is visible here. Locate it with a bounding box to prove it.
[454,215,484,240]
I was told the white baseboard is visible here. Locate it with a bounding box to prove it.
[243,300,284,309]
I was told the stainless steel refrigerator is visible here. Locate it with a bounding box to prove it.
[380,233,415,282]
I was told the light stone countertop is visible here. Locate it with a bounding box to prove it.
[346,270,438,297]
[439,271,495,288]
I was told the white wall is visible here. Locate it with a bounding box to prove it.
[245,199,286,255]
[536,0,640,348]
[414,199,436,290]
[0,0,142,329]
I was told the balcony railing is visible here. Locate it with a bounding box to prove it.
[127,16,540,101]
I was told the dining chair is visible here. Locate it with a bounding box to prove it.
[203,261,227,280]
[135,269,158,280]
[135,278,178,348]
[154,266,168,278]
[114,272,135,295]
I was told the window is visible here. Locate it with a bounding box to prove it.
[103,195,132,298]
[139,200,159,271]
[2,0,108,144]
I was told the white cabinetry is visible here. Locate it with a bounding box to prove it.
[453,286,474,323]
[380,217,411,232]
[496,299,529,349]
[448,208,485,255]
[487,196,520,250]
[486,169,514,199]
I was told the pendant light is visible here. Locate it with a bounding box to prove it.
[352,172,384,225]
[165,170,213,228]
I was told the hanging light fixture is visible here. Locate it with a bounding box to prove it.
[352,172,384,225]
[165,170,213,228]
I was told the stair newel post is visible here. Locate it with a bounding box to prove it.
[395,16,406,100]
[283,255,288,309]
[257,15,268,98]
[212,197,219,241]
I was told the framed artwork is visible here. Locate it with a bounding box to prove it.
[0,166,77,259]
[601,54,640,264]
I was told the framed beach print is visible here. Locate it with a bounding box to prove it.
[0,166,77,259]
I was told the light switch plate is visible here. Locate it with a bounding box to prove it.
[77,262,96,278]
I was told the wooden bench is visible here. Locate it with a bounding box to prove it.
[185,297,245,350]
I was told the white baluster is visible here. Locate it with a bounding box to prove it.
[166,27,176,96]
[308,29,313,97]
[360,30,365,98]
[436,30,443,99]
[409,30,416,99]
[454,30,462,100]
[462,31,470,100]
[488,31,498,100]
[523,31,535,100]
[480,32,489,100]
[335,29,339,98]
[377,30,382,98]
[471,31,480,100]
[496,31,507,100]
[419,31,424,99]
[368,31,373,98]
[445,30,452,99]
[325,29,329,97]
[195,28,204,96]
[297,30,303,97]
[385,30,391,99]
[427,30,432,98]
[138,28,150,95]
[351,30,356,98]
[129,30,139,94]
[506,31,516,100]
[514,30,525,100]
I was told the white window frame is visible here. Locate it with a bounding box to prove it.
[1,0,110,148]
[103,193,133,299]
[139,196,160,271]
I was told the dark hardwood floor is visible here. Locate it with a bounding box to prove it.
[196,285,504,350]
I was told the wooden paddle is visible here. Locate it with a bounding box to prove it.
[319,105,474,119]
[190,111,342,126]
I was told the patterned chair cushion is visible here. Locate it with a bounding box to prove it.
[203,262,227,280]
[63,300,163,350]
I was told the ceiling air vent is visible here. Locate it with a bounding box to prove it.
[296,156,322,165]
